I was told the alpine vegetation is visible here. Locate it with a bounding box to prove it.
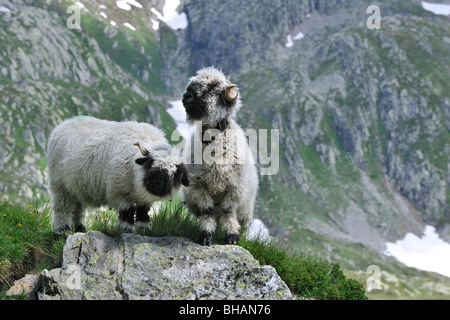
[47,116,189,235]
[181,67,258,245]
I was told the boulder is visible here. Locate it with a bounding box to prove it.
[37,231,292,300]
[6,274,40,300]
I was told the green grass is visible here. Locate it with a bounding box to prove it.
[0,194,64,297]
[0,193,367,300]
[239,237,367,300]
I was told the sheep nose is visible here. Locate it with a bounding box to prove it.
[183,92,194,104]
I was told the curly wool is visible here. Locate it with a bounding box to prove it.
[181,67,259,245]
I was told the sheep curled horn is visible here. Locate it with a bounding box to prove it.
[225,84,238,102]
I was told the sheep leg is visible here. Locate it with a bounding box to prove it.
[220,211,241,245]
[198,207,216,246]
[135,205,151,234]
[220,191,241,244]
[72,204,86,233]
[118,207,135,233]
[51,189,82,235]
[183,185,216,245]
[183,182,214,212]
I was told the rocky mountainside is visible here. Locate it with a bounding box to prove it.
[1,0,449,298]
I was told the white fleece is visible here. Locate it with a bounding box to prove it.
[181,67,258,238]
[47,116,182,231]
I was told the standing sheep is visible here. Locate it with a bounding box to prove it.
[47,116,189,235]
[181,67,258,245]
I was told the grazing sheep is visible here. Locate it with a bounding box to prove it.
[47,116,189,235]
[181,67,258,245]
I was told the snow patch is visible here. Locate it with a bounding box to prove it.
[166,100,192,142]
[116,1,131,11]
[125,0,143,8]
[246,219,271,241]
[285,31,304,48]
[75,2,85,9]
[421,1,450,16]
[110,20,117,27]
[100,12,107,19]
[293,31,304,40]
[124,22,136,31]
[116,0,142,11]
[385,225,450,278]
[285,35,294,48]
[151,0,188,30]
[151,19,160,31]
[0,6,11,13]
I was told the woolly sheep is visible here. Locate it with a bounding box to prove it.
[181,67,258,245]
[47,116,189,235]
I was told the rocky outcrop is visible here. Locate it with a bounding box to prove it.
[6,274,40,300]
[37,231,292,300]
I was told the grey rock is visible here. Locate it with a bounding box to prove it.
[37,231,292,300]
[6,274,41,300]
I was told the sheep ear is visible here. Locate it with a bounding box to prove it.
[182,173,190,187]
[176,164,190,186]
[135,156,154,166]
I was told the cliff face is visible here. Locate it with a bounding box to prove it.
[0,0,449,271]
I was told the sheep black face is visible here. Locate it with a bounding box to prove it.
[182,67,240,126]
[134,142,189,198]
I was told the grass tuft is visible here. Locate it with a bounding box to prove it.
[238,237,367,300]
[0,194,63,296]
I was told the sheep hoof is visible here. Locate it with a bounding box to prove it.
[201,231,213,246]
[119,221,134,234]
[75,224,86,233]
[225,234,239,245]
[54,225,72,238]
[135,221,151,235]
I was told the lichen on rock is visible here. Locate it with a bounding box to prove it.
[37,231,292,300]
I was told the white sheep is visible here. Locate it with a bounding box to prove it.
[47,116,189,235]
[181,67,259,245]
